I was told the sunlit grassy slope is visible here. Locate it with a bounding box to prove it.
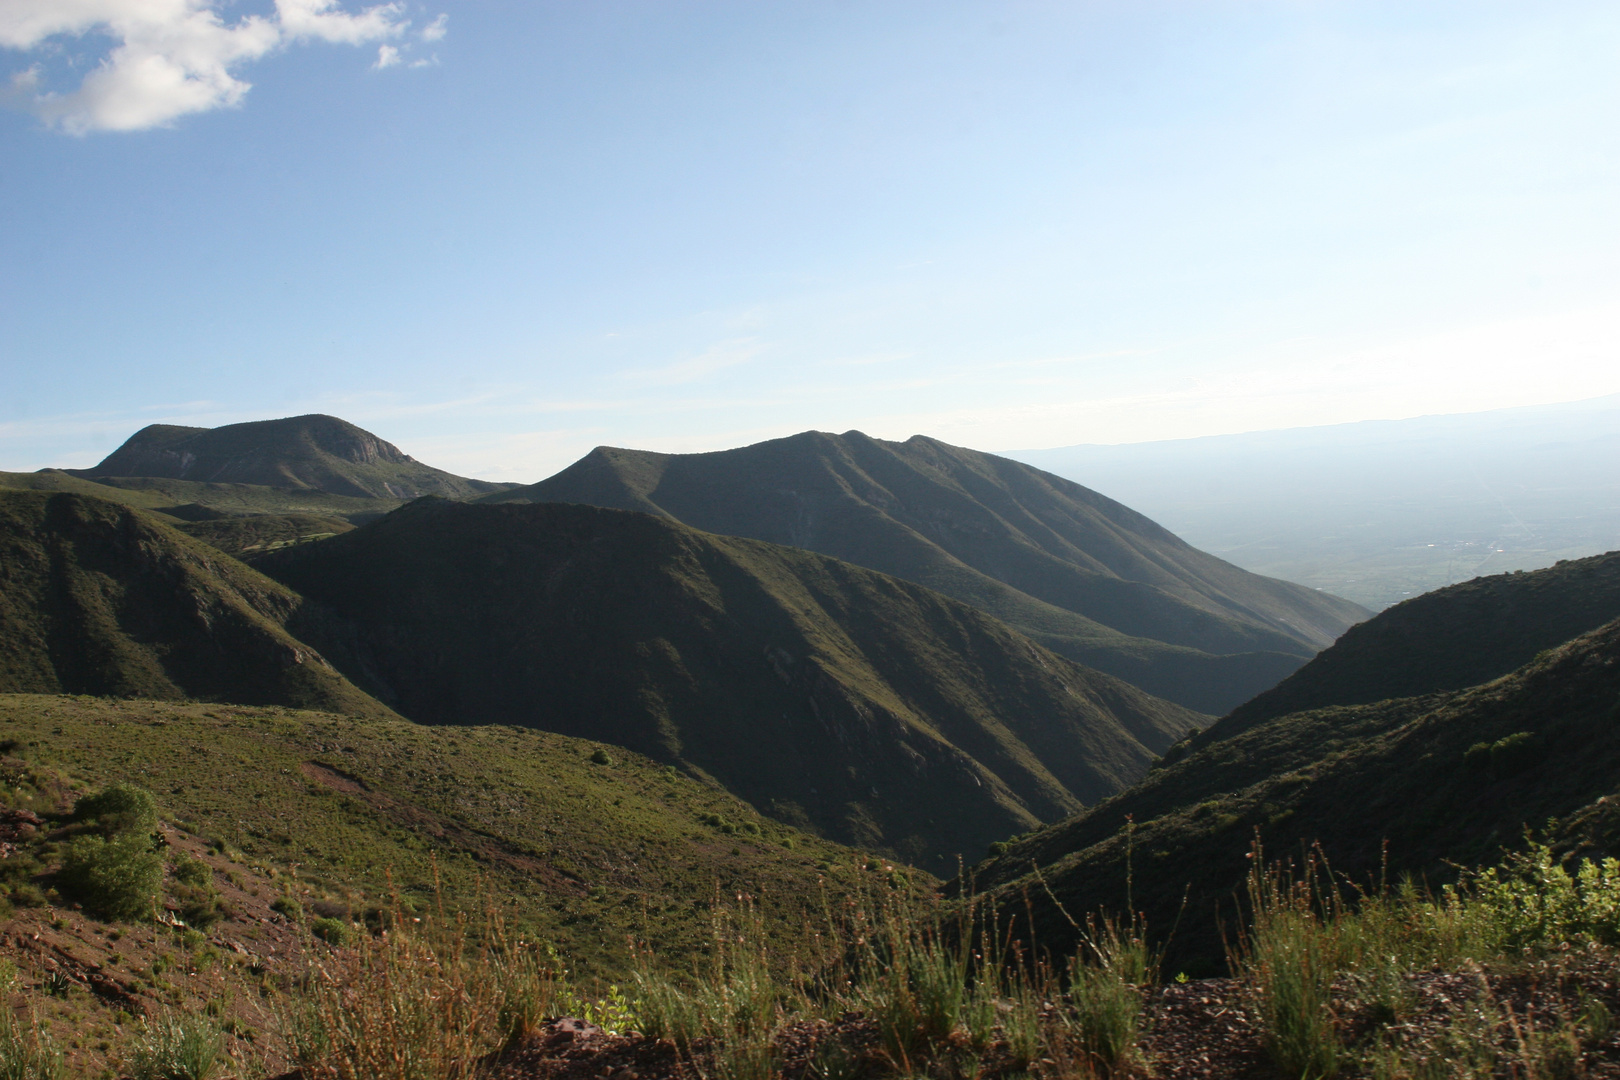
[0,693,894,977]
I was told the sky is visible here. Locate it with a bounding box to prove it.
[2,1,1618,483]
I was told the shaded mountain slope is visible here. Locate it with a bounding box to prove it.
[491,432,1367,713]
[258,499,1202,865]
[971,616,1620,972]
[1216,549,1620,739]
[73,414,511,500]
[0,489,391,718]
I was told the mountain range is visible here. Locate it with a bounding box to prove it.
[490,431,1368,713]
[0,479,1199,863]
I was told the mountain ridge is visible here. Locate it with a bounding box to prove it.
[488,430,1368,713]
[256,497,1203,864]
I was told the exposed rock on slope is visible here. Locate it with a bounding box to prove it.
[258,498,1202,864]
[491,431,1367,712]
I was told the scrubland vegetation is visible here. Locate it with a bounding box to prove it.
[4,726,1620,1080]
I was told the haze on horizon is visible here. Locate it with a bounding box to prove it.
[3,1,1618,483]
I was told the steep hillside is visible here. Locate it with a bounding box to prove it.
[490,432,1367,713]
[72,414,511,500]
[1217,549,1620,738]
[0,489,389,716]
[258,499,1202,865]
[971,616,1620,971]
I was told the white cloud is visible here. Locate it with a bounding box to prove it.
[420,13,447,43]
[372,43,399,69]
[0,0,420,133]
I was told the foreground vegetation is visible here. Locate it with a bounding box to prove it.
[5,778,1620,1080]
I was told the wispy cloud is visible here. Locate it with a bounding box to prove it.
[0,0,435,133]
[621,339,764,387]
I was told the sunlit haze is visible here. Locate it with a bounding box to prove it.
[3,1,1618,481]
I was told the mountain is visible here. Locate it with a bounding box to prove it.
[969,614,1620,973]
[256,498,1203,865]
[487,431,1368,713]
[1008,393,1620,609]
[72,414,512,500]
[1215,549,1620,739]
[0,489,390,717]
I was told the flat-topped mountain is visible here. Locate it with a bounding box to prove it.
[258,498,1202,864]
[489,431,1368,713]
[73,414,510,500]
[1213,548,1620,739]
[0,489,391,717]
[971,613,1620,971]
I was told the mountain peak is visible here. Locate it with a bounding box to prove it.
[76,414,509,500]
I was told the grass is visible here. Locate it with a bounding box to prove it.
[0,692,904,977]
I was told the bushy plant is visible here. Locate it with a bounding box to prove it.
[57,833,163,921]
[1230,851,1345,1080]
[310,917,353,947]
[73,782,157,838]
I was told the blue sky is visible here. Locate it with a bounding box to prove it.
[3,1,1618,482]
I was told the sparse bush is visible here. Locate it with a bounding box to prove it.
[57,833,163,921]
[0,1007,63,1080]
[1230,851,1344,1080]
[271,896,303,921]
[73,782,157,838]
[1055,914,1155,1078]
[127,1012,223,1080]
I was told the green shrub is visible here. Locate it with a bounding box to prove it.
[169,853,212,889]
[311,917,353,947]
[271,896,303,921]
[1463,732,1541,779]
[589,748,613,766]
[57,834,162,921]
[73,782,157,838]
[127,1012,223,1080]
